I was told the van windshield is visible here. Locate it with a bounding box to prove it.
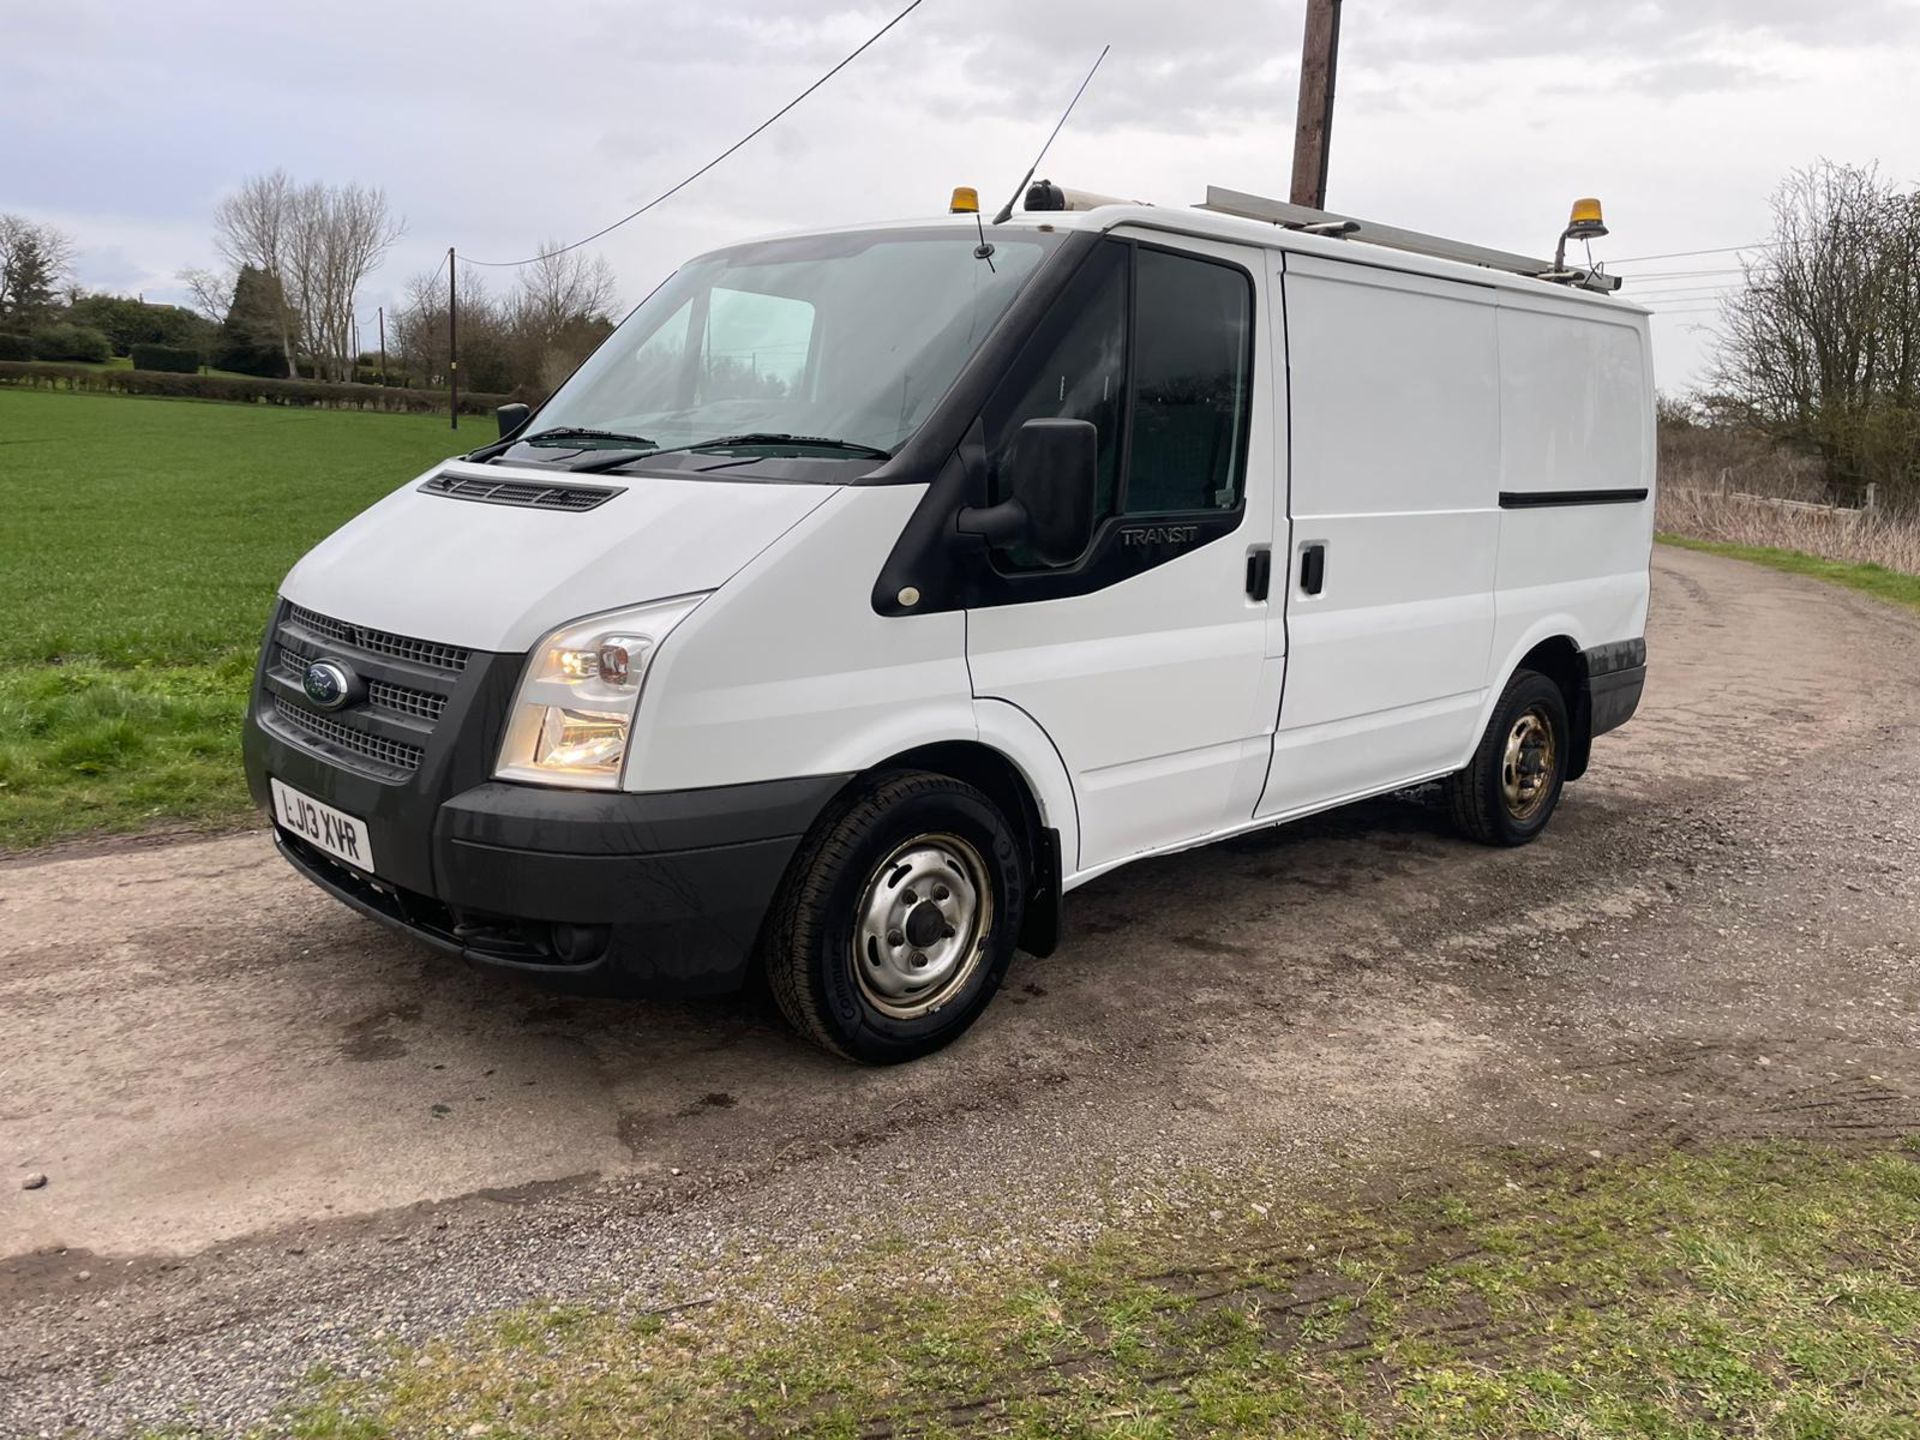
[516,227,1060,470]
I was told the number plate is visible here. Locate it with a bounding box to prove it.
[270,778,376,874]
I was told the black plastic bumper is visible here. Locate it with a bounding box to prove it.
[1587,637,1647,739]
[249,706,849,995]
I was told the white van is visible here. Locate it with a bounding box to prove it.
[246,185,1652,1062]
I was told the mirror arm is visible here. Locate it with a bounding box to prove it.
[956,497,1029,549]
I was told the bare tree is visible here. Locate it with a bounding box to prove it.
[213,172,405,381]
[391,245,616,399]
[514,244,618,335]
[1714,160,1920,501]
[510,242,619,392]
[0,214,76,323]
[177,265,234,325]
[213,171,298,375]
[393,266,516,392]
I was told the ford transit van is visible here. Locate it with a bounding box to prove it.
[245,186,1652,1062]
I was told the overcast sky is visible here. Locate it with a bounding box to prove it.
[5,0,1917,389]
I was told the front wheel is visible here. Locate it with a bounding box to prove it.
[764,771,1025,1063]
[1447,669,1570,846]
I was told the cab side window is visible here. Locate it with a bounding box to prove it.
[1125,247,1251,514]
[983,240,1127,519]
[982,239,1253,566]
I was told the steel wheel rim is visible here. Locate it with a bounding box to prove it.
[1501,705,1557,822]
[853,832,993,1020]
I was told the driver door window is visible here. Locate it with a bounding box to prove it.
[983,239,1253,570]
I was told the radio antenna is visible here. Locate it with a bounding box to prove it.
[989,45,1111,225]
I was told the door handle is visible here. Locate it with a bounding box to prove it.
[1299,542,1326,596]
[1245,546,1272,602]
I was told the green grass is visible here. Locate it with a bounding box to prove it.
[1659,533,1920,614]
[248,1140,1920,1439]
[0,388,468,851]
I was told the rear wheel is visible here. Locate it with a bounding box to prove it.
[1448,669,1570,846]
[765,770,1024,1063]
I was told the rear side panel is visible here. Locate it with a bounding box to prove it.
[1488,297,1654,690]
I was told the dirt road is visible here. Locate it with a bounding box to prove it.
[5,544,1919,1434]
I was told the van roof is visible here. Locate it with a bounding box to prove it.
[723,206,1651,316]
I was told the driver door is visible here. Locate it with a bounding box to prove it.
[965,233,1280,876]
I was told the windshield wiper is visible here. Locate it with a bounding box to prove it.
[518,426,659,449]
[570,433,893,474]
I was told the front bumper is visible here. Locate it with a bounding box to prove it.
[262,771,844,994]
[243,602,848,994]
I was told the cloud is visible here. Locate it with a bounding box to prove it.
[1619,58,1773,97]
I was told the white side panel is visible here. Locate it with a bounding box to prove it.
[1491,301,1655,677]
[630,486,975,791]
[1259,254,1501,817]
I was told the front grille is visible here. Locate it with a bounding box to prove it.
[272,695,424,772]
[276,646,448,723]
[285,603,469,673]
[262,603,468,780]
[275,644,448,723]
[419,472,624,513]
[366,678,446,721]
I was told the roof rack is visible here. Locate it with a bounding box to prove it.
[1198,185,1623,294]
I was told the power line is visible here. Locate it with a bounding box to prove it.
[1608,241,1774,264]
[1617,265,1749,281]
[463,0,930,268]
[1628,278,1751,295]
[1640,293,1737,305]
[1623,276,1743,291]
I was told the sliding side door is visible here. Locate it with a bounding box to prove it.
[1257,252,1501,819]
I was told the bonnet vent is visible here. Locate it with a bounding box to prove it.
[419,473,626,512]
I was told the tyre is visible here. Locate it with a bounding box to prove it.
[1447,669,1570,846]
[764,770,1025,1063]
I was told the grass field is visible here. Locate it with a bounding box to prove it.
[258,1139,1920,1438]
[0,389,468,851]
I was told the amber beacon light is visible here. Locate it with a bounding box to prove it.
[1553,197,1609,273]
[949,186,980,215]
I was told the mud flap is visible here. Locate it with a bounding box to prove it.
[1017,827,1063,958]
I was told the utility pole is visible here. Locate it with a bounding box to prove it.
[377,305,386,386]
[1289,0,1342,209]
[447,246,458,431]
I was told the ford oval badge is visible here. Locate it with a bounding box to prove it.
[302,659,355,711]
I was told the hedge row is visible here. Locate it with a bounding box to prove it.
[129,344,200,374]
[0,361,511,415]
[25,325,114,363]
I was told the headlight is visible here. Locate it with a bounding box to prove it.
[494,594,708,789]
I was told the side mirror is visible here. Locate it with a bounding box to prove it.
[957,418,1098,567]
[495,402,531,440]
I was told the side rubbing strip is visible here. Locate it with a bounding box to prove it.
[1499,488,1650,509]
